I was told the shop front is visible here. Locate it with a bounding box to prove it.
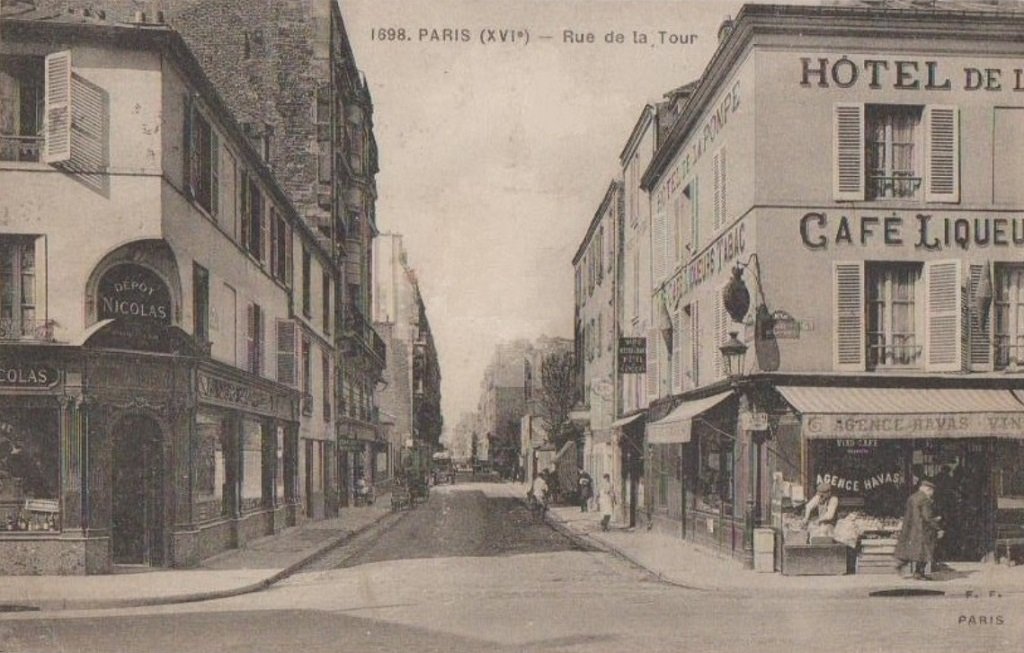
[775,385,1024,568]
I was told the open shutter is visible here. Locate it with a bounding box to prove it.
[925,105,959,203]
[246,303,256,373]
[926,260,962,371]
[713,294,727,379]
[670,310,681,393]
[833,261,865,371]
[43,51,72,164]
[210,130,220,217]
[652,205,666,284]
[646,327,659,400]
[690,302,700,387]
[713,147,727,230]
[276,319,297,385]
[965,263,993,371]
[833,104,864,201]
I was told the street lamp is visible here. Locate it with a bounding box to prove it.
[719,331,748,378]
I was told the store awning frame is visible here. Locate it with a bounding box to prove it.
[611,413,644,428]
[778,386,1024,440]
[646,391,733,445]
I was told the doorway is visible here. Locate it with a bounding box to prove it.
[111,415,165,565]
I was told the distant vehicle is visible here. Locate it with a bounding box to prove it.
[432,451,454,484]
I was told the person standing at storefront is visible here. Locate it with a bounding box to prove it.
[894,480,944,580]
[802,481,840,538]
[597,473,617,531]
[577,468,593,512]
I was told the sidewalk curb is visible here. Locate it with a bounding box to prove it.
[26,506,405,612]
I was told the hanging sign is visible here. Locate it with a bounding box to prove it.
[618,337,646,374]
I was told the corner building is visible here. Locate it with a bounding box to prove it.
[0,10,337,573]
[641,2,1024,566]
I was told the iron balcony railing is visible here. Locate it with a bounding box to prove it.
[0,318,56,342]
[343,304,386,367]
[0,135,42,163]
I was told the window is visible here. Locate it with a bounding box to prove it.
[269,208,290,284]
[322,350,331,422]
[240,172,263,260]
[995,264,1024,370]
[0,236,42,339]
[695,433,733,516]
[302,247,312,318]
[322,269,331,334]
[834,103,958,202]
[301,335,312,414]
[193,263,209,345]
[239,418,264,511]
[184,99,219,215]
[865,105,922,200]
[0,56,44,162]
[866,263,922,369]
[246,303,263,375]
[678,184,695,260]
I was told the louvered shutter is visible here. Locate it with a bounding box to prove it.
[646,328,659,400]
[240,172,251,247]
[833,262,865,371]
[712,152,721,231]
[246,303,256,373]
[43,51,72,164]
[670,310,681,393]
[965,263,993,371]
[690,302,700,387]
[925,105,960,203]
[210,130,220,217]
[276,319,297,385]
[652,206,666,284]
[833,104,864,201]
[925,260,962,371]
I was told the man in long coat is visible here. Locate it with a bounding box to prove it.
[894,479,943,580]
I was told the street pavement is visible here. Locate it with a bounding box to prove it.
[0,483,1021,652]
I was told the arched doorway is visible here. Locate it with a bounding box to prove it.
[111,414,165,566]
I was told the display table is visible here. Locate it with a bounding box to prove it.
[782,542,849,576]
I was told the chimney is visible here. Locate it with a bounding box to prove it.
[132,10,147,24]
[717,16,734,43]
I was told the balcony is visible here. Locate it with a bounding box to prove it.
[0,318,56,342]
[341,303,386,369]
[0,135,42,163]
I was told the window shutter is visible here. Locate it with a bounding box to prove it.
[240,172,251,247]
[713,148,726,230]
[246,303,256,373]
[43,51,73,164]
[965,263,993,371]
[925,260,962,372]
[670,310,681,393]
[276,319,297,385]
[646,328,659,400]
[652,206,666,284]
[833,104,864,201]
[210,130,220,217]
[833,262,865,371]
[690,302,700,387]
[925,105,959,203]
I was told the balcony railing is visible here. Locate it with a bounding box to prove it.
[342,304,386,367]
[866,173,922,200]
[0,135,43,163]
[0,318,56,342]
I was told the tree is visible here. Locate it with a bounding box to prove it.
[538,350,579,450]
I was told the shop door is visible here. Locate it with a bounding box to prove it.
[338,451,350,507]
[112,415,164,565]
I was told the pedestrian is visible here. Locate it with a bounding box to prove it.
[577,468,593,512]
[802,481,839,538]
[597,473,617,531]
[894,479,944,580]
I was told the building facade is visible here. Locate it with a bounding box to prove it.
[638,2,1024,565]
[0,10,338,572]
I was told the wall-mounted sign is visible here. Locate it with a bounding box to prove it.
[800,56,1024,93]
[739,411,768,431]
[618,337,646,374]
[98,264,172,324]
[800,211,1024,252]
[0,364,59,388]
[769,311,801,339]
[197,372,274,412]
[804,412,1024,439]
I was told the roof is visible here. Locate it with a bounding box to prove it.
[571,180,623,266]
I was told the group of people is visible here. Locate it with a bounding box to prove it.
[802,475,947,581]
[529,468,617,531]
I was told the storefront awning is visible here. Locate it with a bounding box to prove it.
[646,391,733,444]
[777,386,1024,440]
[611,413,643,428]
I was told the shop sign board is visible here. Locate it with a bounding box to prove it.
[98,264,172,325]
[804,412,1024,439]
[0,363,59,389]
[739,411,768,431]
[197,372,274,413]
[617,337,646,374]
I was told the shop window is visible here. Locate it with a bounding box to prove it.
[695,433,733,516]
[994,441,1024,509]
[0,55,44,163]
[0,410,60,531]
[994,264,1024,370]
[0,236,45,340]
[183,97,219,216]
[195,411,228,519]
[834,103,958,202]
[246,302,263,375]
[239,172,263,261]
[274,426,285,502]
[193,262,209,346]
[301,247,312,319]
[239,419,264,511]
[866,262,923,369]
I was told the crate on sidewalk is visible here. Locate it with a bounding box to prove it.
[857,537,898,575]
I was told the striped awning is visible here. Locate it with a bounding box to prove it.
[777,386,1024,440]
[646,391,733,444]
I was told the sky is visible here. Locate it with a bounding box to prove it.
[336,0,774,442]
